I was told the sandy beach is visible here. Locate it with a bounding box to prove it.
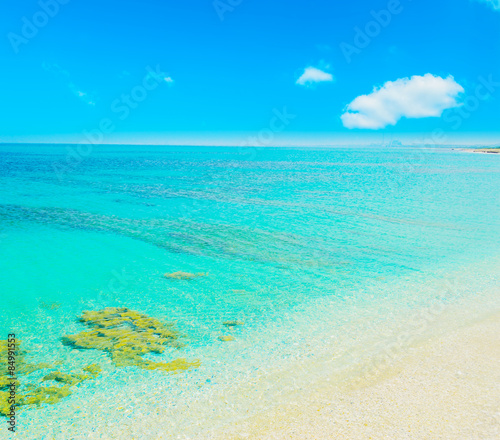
[471,148,500,154]
[208,313,500,440]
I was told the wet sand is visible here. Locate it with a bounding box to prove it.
[209,313,500,440]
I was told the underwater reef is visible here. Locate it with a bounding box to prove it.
[42,364,101,386]
[164,271,207,280]
[218,320,244,341]
[1,308,200,417]
[0,204,341,270]
[222,321,244,327]
[39,301,62,310]
[0,340,100,417]
[218,335,235,342]
[62,307,201,372]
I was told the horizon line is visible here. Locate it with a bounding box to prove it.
[0,141,499,148]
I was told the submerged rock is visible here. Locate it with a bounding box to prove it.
[0,340,101,417]
[42,365,100,387]
[62,308,200,372]
[39,301,62,310]
[0,392,12,417]
[20,385,72,407]
[218,335,235,342]
[42,371,85,386]
[83,364,101,378]
[164,271,207,280]
[0,340,52,378]
[222,321,244,327]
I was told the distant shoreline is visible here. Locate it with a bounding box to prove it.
[470,147,500,154]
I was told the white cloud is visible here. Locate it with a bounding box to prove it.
[475,0,500,10]
[42,62,98,106]
[341,74,464,129]
[296,66,334,86]
[145,70,174,85]
[71,88,97,106]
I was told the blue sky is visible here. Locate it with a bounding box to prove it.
[1,0,499,145]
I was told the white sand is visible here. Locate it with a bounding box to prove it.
[208,313,500,440]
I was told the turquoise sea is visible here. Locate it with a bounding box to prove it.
[0,144,499,439]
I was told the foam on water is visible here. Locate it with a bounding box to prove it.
[0,145,498,438]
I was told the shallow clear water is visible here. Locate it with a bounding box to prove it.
[0,144,499,438]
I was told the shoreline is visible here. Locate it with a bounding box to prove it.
[17,267,500,439]
[461,147,500,154]
[209,311,500,439]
